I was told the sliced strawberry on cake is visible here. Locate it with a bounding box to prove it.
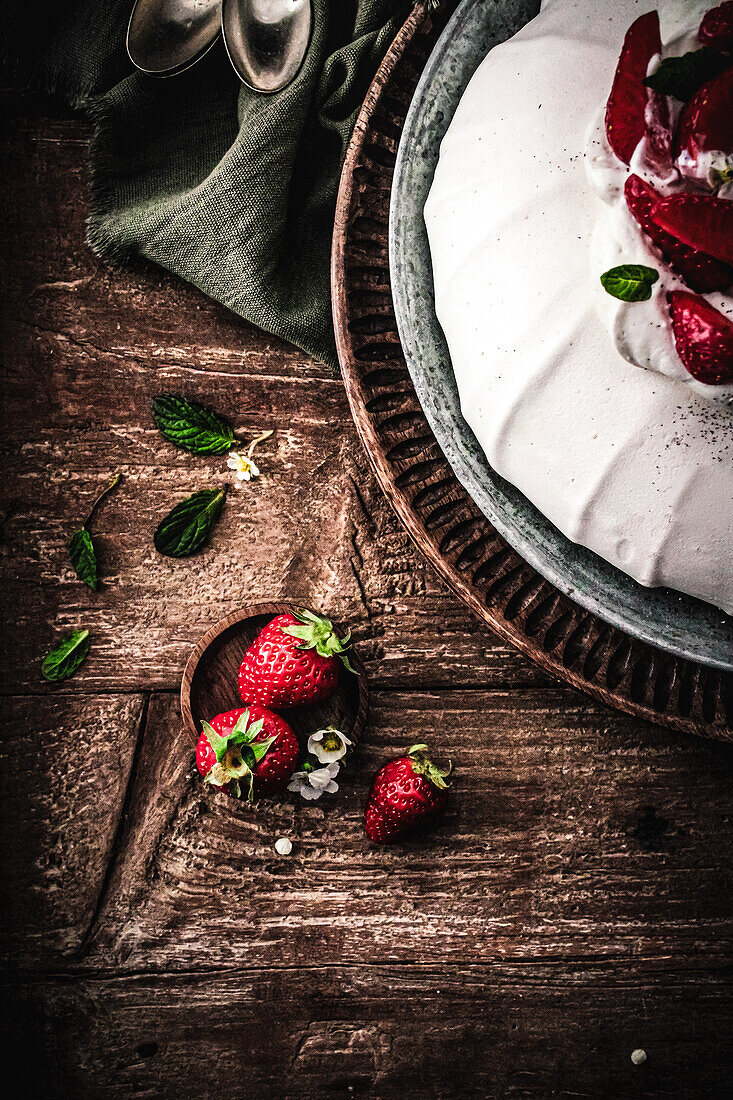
[605,11,662,165]
[624,174,733,293]
[650,193,733,267]
[668,291,733,385]
[675,68,733,186]
[698,2,733,50]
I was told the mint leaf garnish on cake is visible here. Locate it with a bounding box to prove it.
[643,48,730,102]
[600,264,659,303]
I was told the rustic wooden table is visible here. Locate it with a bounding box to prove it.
[2,95,732,1099]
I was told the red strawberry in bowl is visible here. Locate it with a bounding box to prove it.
[625,174,733,292]
[698,2,733,50]
[196,705,299,800]
[605,11,662,165]
[239,608,355,709]
[365,744,452,844]
[675,69,733,186]
[667,291,733,384]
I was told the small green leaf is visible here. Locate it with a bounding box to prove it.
[339,651,357,675]
[152,394,235,455]
[230,710,251,741]
[295,608,321,624]
[227,712,268,759]
[600,264,659,303]
[202,720,230,763]
[69,528,98,590]
[42,629,91,682]
[644,48,729,102]
[282,624,314,645]
[408,744,452,790]
[154,489,226,558]
[243,718,265,744]
[249,736,276,763]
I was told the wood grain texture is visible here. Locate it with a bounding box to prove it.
[3,689,732,1095]
[0,693,146,962]
[81,691,733,976]
[0,108,546,696]
[4,963,733,1099]
[1,84,733,1098]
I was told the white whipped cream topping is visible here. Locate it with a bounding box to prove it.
[584,0,733,405]
[425,0,733,612]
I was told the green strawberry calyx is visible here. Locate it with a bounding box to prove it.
[201,710,276,801]
[281,607,356,675]
[407,744,452,790]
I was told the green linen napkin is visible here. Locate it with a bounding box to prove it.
[2,0,413,365]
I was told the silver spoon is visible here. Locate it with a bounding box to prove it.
[127,0,223,77]
[222,0,312,94]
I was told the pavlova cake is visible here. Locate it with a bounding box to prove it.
[425,0,732,613]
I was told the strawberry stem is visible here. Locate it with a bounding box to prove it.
[408,744,452,789]
[282,607,356,674]
[201,712,277,802]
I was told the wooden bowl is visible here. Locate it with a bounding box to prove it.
[180,602,369,750]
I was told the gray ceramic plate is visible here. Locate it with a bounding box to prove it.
[389,0,733,671]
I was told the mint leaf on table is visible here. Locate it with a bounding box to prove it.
[67,474,121,590]
[644,48,729,101]
[600,264,659,303]
[153,488,226,558]
[69,528,98,590]
[152,394,235,455]
[41,629,91,682]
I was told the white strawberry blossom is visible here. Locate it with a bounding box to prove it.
[227,450,259,482]
[226,429,274,487]
[307,727,352,764]
[287,762,340,801]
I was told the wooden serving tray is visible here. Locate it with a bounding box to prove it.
[331,1,732,740]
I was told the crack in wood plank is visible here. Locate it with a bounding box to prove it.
[76,692,152,957]
[3,954,733,984]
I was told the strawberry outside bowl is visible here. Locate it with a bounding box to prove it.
[180,602,369,756]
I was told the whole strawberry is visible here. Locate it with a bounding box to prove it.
[365,744,452,844]
[196,705,299,800]
[239,608,355,709]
